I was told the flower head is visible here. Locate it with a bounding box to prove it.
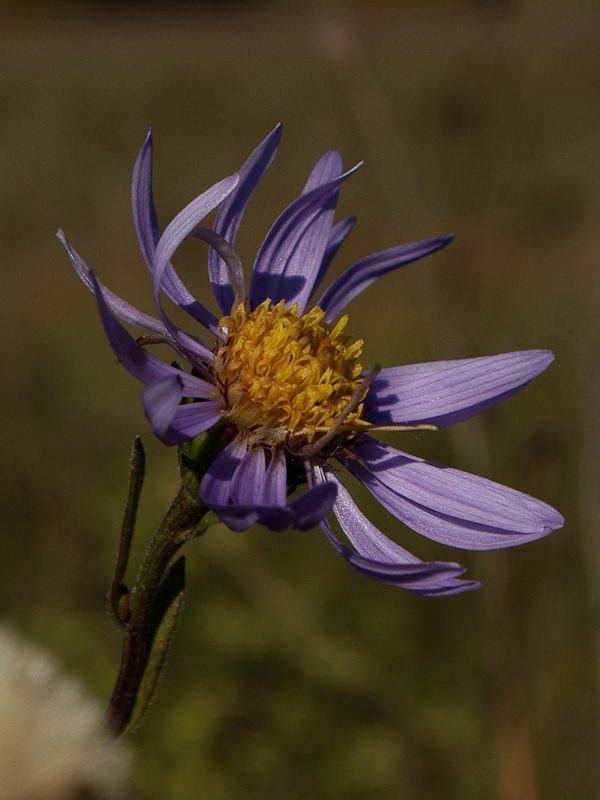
[59,124,564,596]
[0,627,130,799]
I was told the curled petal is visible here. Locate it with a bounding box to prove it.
[230,445,267,504]
[142,375,184,439]
[317,235,454,320]
[311,466,479,596]
[88,271,218,398]
[199,439,337,531]
[302,150,344,192]
[132,130,228,338]
[206,482,337,533]
[150,173,240,352]
[364,350,555,428]
[210,123,283,314]
[342,438,564,550]
[258,447,287,506]
[199,435,249,505]
[141,377,225,445]
[158,400,225,446]
[192,227,246,307]
[287,482,338,530]
[58,230,168,337]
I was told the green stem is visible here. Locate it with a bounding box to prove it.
[105,485,213,736]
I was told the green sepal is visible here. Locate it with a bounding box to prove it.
[124,555,186,734]
[110,437,145,625]
[178,429,224,502]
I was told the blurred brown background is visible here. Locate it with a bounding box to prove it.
[0,0,597,798]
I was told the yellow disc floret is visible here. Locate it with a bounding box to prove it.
[215,299,368,447]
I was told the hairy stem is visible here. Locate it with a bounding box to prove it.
[105,485,210,736]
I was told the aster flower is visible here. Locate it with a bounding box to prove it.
[58,123,563,597]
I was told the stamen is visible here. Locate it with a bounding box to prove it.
[298,364,381,458]
[192,227,246,307]
[135,332,173,347]
[215,300,366,447]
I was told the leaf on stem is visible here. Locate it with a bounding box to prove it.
[124,555,186,734]
[110,437,146,625]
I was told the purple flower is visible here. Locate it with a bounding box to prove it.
[58,124,564,596]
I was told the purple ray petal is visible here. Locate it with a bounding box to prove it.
[341,438,563,550]
[310,466,478,595]
[58,230,169,337]
[199,435,248,505]
[310,216,356,300]
[204,481,337,533]
[364,350,555,428]
[131,128,160,270]
[158,400,226,446]
[209,124,283,314]
[200,440,337,532]
[140,375,224,445]
[321,517,478,595]
[258,447,288,506]
[360,438,563,531]
[151,173,239,351]
[302,150,343,191]
[249,162,361,310]
[230,445,267,504]
[60,225,216,365]
[131,130,227,336]
[141,374,184,439]
[287,481,338,530]
[317,235,454,320]
[275,150,345,312]
[88,271,218,398]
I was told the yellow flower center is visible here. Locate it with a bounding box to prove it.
[215,299,368,447]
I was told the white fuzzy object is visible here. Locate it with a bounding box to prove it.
[0,627,130,800]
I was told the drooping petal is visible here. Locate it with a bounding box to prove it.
[341,438,564,550]
[88,271,218,398]
[131,130,225,335]
[158,400,225,446]
[310,466,478,595]
[58,230,168,337]
[151,173,240,350]
[230,445,267,504]
[199,438,337,532]
[205,481,338,533]
[141,375,184,439]
[199,435,248,505]
[364,351,555,428]
[249,161,361,310]
[317,235,454,320]
[140,375,225,445]
[287,482,338,531]
[209,124,283,314]
[258,447,288,506]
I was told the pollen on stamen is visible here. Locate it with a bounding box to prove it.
[214,300,371,446]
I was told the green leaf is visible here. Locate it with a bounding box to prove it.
[110,437,146,625]
[124,555,186,734]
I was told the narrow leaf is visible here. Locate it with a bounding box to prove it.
[124,556,186,733]
[110,437,146,624]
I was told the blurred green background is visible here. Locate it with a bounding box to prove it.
[0,0,597,797]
